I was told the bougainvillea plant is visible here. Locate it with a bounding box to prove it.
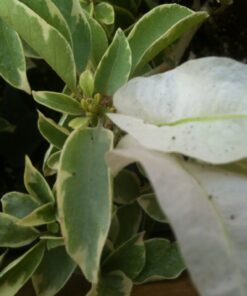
[1,1,246,296]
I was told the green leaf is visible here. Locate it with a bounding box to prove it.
[57,127,113,283]
[107,0,139,12]
[111,57,247,164]
[33,91,84,115]
[0,117,15,133]
[38,112,69,149]
[0,213,39,248]
[79,70,95,97]
[87,271,133,296]
[138,194,167,223]
[2,192,40,219]
[94,2,115,25]
[32,247,76,296]
[45,237,64,250]
[128,4,208,74]
[114,170,140,205]
[0,242,45,296]
[107,135,247,296]
[0,0,76,89]
[135,239,184,284]
[0,250,8,268]
[115,202,142,247]
[103,233,145,279]
[0,19,30,93]
[81,2,94,16]
[68,117,90,129]
[24,156,54,204]
[20,0,72,45]
[18,202,56,227]
[86,14,108,69]
[22,39,41,59]
[52,0,91,73]
[47,151,61,171]
[43,145,59,177]
[95,29,131,96]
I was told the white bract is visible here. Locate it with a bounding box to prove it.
[109,57,247,164]
[107,57,247,296]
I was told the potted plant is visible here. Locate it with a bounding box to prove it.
[0,0,246,296]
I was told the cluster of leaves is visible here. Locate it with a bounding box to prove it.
[0,0,239,296]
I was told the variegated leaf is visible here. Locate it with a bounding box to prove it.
[24,156,54,204]
[128,4,208,74]
[52,0,91,73]
[0,242,45,296]
[135,239,184,284]
[32,246,76,296]
[138,194,167,223]
[38,112,69,149]
[0,19,30,93]
[103,233,145,279]
[115,202,142,247]
[0,0,76,89]
[86,14,108,69]
[33,91,84,115]
[18,202,56,227]
[95,29,132,96]
[57,127,113,283]
[20,0,72,44]
[1,192,40,219]
[87,271,133,296]
[0,213,39,248]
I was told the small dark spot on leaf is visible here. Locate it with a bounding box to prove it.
[172,136,176,140]
[72,172,76,176]
[208,195,213,200]
[230,215,235,220]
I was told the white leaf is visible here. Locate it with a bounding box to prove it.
[110,57,247,164]
[107,135,247,296]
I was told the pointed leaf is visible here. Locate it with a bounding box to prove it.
[87,271,133,296]
[45,237,64,250]
[86,14,108,69]
[47,151,61,171]
[115,202,142,247]
[57,127,113,283]
[38,112,69,149]
[138,194,167,223]
[33,91,83,115]
[135,239,184,284]
[2,192,40,219]
[0,0,76,89]
[52,0,91,73]
[107,135,247,296]
[18,202,56,227]
[114,170,140,205]
[95,29,132,96]
[0,117,15,133]
[103,233,145,279]
[0,213,39,248]
[32,247,76,296]
[0,242,45,296]
[24,156,54,204]
[128,4,208,74]
[0,19,30,93]
[20,0,72,45]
